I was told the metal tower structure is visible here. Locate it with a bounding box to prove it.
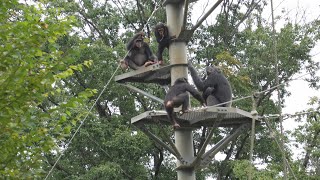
[115,0,258,179]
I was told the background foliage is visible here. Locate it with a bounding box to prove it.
[0,0,319,179]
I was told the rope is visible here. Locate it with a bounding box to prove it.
[45,4,162,178]
[112,0,161,33]
[85,133,134,179]
[263,118,298,180]
[142,2,161,31]
[204,68,313,109]
[45,64,121,180]
[263,110,320,120]
[270,0,288,177]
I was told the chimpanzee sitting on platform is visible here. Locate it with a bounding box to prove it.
[188,63,232,107]
[164,77,206,128]
[120,32,157,70]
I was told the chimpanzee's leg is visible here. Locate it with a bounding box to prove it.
[206,95,221,106]
[180,93,190,113]
[127,58,140,70]
[171,93,187,106]
[203,87,214,102]
[164,100,180,128]
[168,95,190,116]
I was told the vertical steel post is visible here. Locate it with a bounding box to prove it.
[166,1,196,180]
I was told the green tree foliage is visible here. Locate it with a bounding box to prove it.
[1,0,320,179]
[291,97,320,179]
[39,1,169,180]
[0,1,95,178]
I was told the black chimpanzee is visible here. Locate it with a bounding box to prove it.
[188,63,232,107]
[154,23,176,65]
[120,32,157,70]
[164,77,206,128]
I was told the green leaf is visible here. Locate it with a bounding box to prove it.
[35,50,43,57]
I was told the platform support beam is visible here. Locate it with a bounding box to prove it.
[140,125,182,160]
[121,84,164,104]
[200,123,250,167]
[166,1,195,180]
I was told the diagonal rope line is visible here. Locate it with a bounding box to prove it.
[143,3,161,29]
[85,132,134,179]
[113,0,161,32]
[263,118,298,180]
[262,109,320,120]
[45,3,162,179]
[45,64,120,180]
[206,70,314,108]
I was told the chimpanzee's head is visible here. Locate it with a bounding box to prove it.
[174,77,188,84]
[135,38,143,48]
[206,66,221,76]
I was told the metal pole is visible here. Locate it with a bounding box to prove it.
[166,1,195,180]
[248,95,258,180]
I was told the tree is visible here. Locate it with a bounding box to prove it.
[292,97,320,179]
[2,0,319,179]
[0,1,94,178]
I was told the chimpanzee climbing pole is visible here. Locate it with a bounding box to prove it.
[165,1,195,180]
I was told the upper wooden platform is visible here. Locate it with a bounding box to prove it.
[132,106,259,128]
[115,63,189,85]
[115,64,171,85]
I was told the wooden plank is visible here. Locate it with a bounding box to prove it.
[114,64,171,85]
[131,107,259,128]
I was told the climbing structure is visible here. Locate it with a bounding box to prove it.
[115,0,259,179]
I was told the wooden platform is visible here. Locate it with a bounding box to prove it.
[115,64,171,85]
[132,106,258,128]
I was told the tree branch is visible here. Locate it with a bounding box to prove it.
[78,10,105,40]
[46,155,72,175]
[113,0,138,31]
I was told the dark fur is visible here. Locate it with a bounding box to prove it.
[154,23,176,61]
[164,77,206,127]
[124,32,157,70]
[188,64,232,107]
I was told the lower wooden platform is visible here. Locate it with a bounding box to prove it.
[132,106,258,128]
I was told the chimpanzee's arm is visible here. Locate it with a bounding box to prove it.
[203,87,215,101]
[143,43,157,61]
[188,63,205,91]
[159,35,171,45]
[125,54,140,70]
[185,84,206,105]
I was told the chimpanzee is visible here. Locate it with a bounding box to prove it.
[188,63,232,107]
[120,32,157,70]
[164,77,206,128]
[154,23,176,65]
